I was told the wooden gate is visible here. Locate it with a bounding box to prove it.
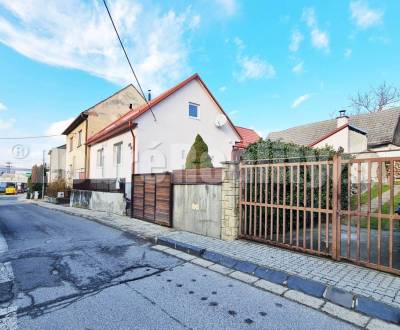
[239,155,400,275]
[131,172,172,227]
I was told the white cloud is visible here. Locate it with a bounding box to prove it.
[233,37,276,82]
[0,102,6,112]
[0,117,14,130]
[291,94,312,108]
[219,86,227,92]
[350,1,383,29]
[45,118,74,136]
[214,0,238,16]
[189,15,201,29]
[237,56,276,81]
[301,7,329,52]
[344,48,352,58]
[0,0,194,93]
[289,30,303,52]
[311,28,329,51]
[302,7,316,28]
[292,61,304,74]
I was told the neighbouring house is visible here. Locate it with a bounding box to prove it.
[48,144,66,182]
[62,84,145,185]
[268,108,400,155]
[86,73,259,198]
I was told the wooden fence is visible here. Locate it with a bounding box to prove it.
[131,173,172,227]
[239,155,400,275]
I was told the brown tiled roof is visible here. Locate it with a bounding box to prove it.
[268,107,400,147]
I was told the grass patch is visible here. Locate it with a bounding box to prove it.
[350,184,389,209]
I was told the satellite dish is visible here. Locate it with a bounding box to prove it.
[215,114,227,128]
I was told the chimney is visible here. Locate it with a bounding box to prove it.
[147,90,151,102]
[336,109,349,127]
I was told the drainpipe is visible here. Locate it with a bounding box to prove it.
[129,120,136,218]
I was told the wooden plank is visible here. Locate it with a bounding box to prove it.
[270,166,274,240]
[290,165,294,245]
[389,160,394,268]
[303,164,307,249]
[347,163,351,258]
[296,165,300,247]
[318,164,322,253]
[357,163,361,261]
[310,165,314,250]
[377,162,382,265]
[277,166,280,242]
[244,167,248,235]
[367,161,371,263]
[283,165,287,244]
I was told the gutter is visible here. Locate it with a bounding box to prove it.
[129,120,136,218]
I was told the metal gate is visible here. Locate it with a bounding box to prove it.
[131,172,172,227]
[239,155,400,275]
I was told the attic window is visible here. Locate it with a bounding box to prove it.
[189,103,199,119]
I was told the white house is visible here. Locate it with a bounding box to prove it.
[86,73,259,197]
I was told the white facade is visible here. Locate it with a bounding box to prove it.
[89,78,241,196]
[312,126,367,153]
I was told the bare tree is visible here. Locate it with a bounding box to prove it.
[349,82,400,114]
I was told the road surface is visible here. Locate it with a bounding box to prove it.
[0,195,355,329]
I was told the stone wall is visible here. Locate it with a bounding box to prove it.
[220,161,240,240]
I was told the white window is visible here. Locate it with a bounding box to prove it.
[97,148,104,167]
[113,142,122,166]
[77,130,82,147]
[188,103,199,119]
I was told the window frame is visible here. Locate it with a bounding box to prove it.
[188,102,200,119]
[69,137,73,152]
[77,130,82,147]
[97,148,104,168]
[113,142,122,166]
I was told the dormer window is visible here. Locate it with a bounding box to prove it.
[189,103,199,119]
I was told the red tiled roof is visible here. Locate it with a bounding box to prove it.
[87,73,242,145]
[234,126,260,149]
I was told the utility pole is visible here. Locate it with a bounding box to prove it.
[42,150,45,199]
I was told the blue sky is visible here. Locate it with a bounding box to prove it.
[0,0,399,166]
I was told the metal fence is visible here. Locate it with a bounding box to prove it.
[73,178,126,194]
[239,155,400,275]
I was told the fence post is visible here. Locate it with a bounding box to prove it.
[220,161,240,240]
[332,154,341,260]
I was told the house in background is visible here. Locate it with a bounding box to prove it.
[268,108,400,155]
[48,144,66,183]
[62,84,145,185]
[86,73,259,198]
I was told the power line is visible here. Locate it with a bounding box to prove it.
[102,0,156,122]
[0,134,63,140]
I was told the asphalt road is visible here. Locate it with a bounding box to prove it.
[0,196,355,329]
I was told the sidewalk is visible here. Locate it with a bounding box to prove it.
[32,201,400,321]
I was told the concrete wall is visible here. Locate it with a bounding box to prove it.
[173,184,221,238]
[70,189,126,216]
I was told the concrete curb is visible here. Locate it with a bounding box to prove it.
[155,237,400,326]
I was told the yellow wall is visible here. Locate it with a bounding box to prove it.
[66,120,87,184]
[65,85,145,185]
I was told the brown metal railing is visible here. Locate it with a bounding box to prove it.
[239,155,400,275]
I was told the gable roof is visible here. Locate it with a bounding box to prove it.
[62,84,144,135]
[268,107,400,148]
[308,123,366,147]
[87,73,242,146]
[234,126,260,148]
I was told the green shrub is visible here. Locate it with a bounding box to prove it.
[185,134,213,169]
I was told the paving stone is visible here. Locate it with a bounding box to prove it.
[174,241,205,256]
[287,275,327,298]
[367,318,400,330]
[356,296,400,324]
[254,267,288,285]
[229,271,258,284]
[325,286,354,309]
[283,290,325,309]
[162,248,182,256]
[190,258,214,268]
[151,245,169,251]
[254,279,288,295]
[208,264,233,275]
[175,252,196,261]
[322,302,369,327]
[156,237,177,249]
